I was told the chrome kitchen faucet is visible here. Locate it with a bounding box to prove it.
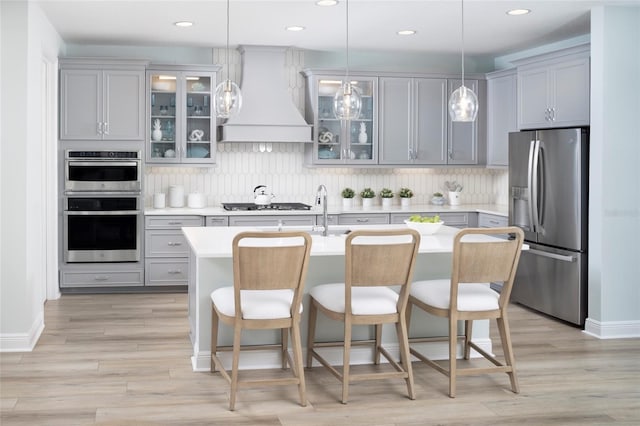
[316,184,328,237]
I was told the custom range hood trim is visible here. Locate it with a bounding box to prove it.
[218,45,313,143]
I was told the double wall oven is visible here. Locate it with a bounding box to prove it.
[63,150,143,263]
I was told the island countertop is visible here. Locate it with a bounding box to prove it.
[182,224,464,258]
[183,224,521,372]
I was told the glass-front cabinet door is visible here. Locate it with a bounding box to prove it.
[147,67,218,165]
[304,73,377,165]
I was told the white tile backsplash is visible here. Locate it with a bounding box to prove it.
[145,144,508,208]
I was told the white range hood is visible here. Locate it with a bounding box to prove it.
[218,46,312,143]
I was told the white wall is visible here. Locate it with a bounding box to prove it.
[0,1,63,351]
[586,6,640,338]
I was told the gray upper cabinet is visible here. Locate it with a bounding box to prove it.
[146,65,219,165]
[379,77,447,165]
[516,45,590,130]
[302,71,378,166]
[59,59,147,141]
[486,69,517,167]
[447,78,480,165]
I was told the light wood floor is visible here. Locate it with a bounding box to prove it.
[1,293,639,425]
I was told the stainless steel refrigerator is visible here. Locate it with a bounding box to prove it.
[508,127,588,326]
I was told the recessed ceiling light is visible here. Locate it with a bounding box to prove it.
[286,26,306,32]
[316,0,338,6]
[506,9,531,16]
[397,30,417,36]
[174,21,194,27]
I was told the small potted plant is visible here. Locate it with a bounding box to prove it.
[341,187,355,210]
[399,187,414,208]
[431,191,445,206]
[380,188,394,209]
[360,187,375,209]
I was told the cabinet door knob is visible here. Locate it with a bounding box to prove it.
[103,122,109,135]
[97,122,103,135]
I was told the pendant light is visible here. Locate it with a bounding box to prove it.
[214,0,242,118]
[333,0,362,120]
[448,0,478,122]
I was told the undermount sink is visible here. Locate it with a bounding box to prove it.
[308,228,351,237]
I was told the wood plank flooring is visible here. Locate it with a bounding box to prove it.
[1,293,639,425]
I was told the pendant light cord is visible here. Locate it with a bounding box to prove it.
[346,0,350,81]
[226,0,230,82]
[460,0,465,87]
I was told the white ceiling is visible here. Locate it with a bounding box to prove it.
[36,0,640,57]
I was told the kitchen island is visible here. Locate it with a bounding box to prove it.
[184,224,518,372]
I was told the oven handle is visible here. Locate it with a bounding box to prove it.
[64,210,141,216]
[67,161,140,167]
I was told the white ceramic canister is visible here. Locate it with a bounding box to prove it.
[187,192,206,209]
[169,185,185,207]
[153,193,166,209]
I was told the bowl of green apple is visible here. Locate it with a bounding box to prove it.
[404,215,444,235]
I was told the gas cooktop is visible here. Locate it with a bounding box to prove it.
[222,202,312,211]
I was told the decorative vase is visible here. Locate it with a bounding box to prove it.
[362,198,373,210]
[342,197,353,210]
[401,197,411,209]
[152,119,163,142]
[382,198,393,209]
[358,122,368,144]
[448,191,461,206]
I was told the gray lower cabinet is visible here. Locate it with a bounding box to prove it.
[144,215,203,286]
[60,265,144,289]
[390,211,471,228]
[228,215,316,227]
[338,213,389,225]
[478,212,508,228]
[205,216,229,227]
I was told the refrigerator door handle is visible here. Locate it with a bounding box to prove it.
[530,140,541,232]
[528,248,577,262]
[526,140,537,232]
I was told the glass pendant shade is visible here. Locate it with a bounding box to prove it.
[448,84,478,122]
[214,79,242,119]
[334,81,362,120]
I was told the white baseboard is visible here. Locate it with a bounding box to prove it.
[583,318,640,339]
[191,338,493,372]
[0,312,44,352]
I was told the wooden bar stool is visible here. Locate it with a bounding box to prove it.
[210,231,312,410]
[406,227,525,397]
[306,229,421,403]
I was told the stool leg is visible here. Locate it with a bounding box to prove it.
[341,318,352,404]
[306,299,318,368]
[291,321,307,407]
[229,324,242,411]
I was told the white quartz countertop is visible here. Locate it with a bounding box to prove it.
[182,224,502,258]
[146,203,508,217]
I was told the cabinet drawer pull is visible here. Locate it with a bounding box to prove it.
[356,218,370,223]
[103,122,109,135]
[168,221,183,225]
[93,275,109,281]
[167,269,183,275]
[489,220,501,225]
[97,122,103,135]
[167,242,182,247]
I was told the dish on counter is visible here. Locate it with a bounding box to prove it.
[404,219,444,235]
